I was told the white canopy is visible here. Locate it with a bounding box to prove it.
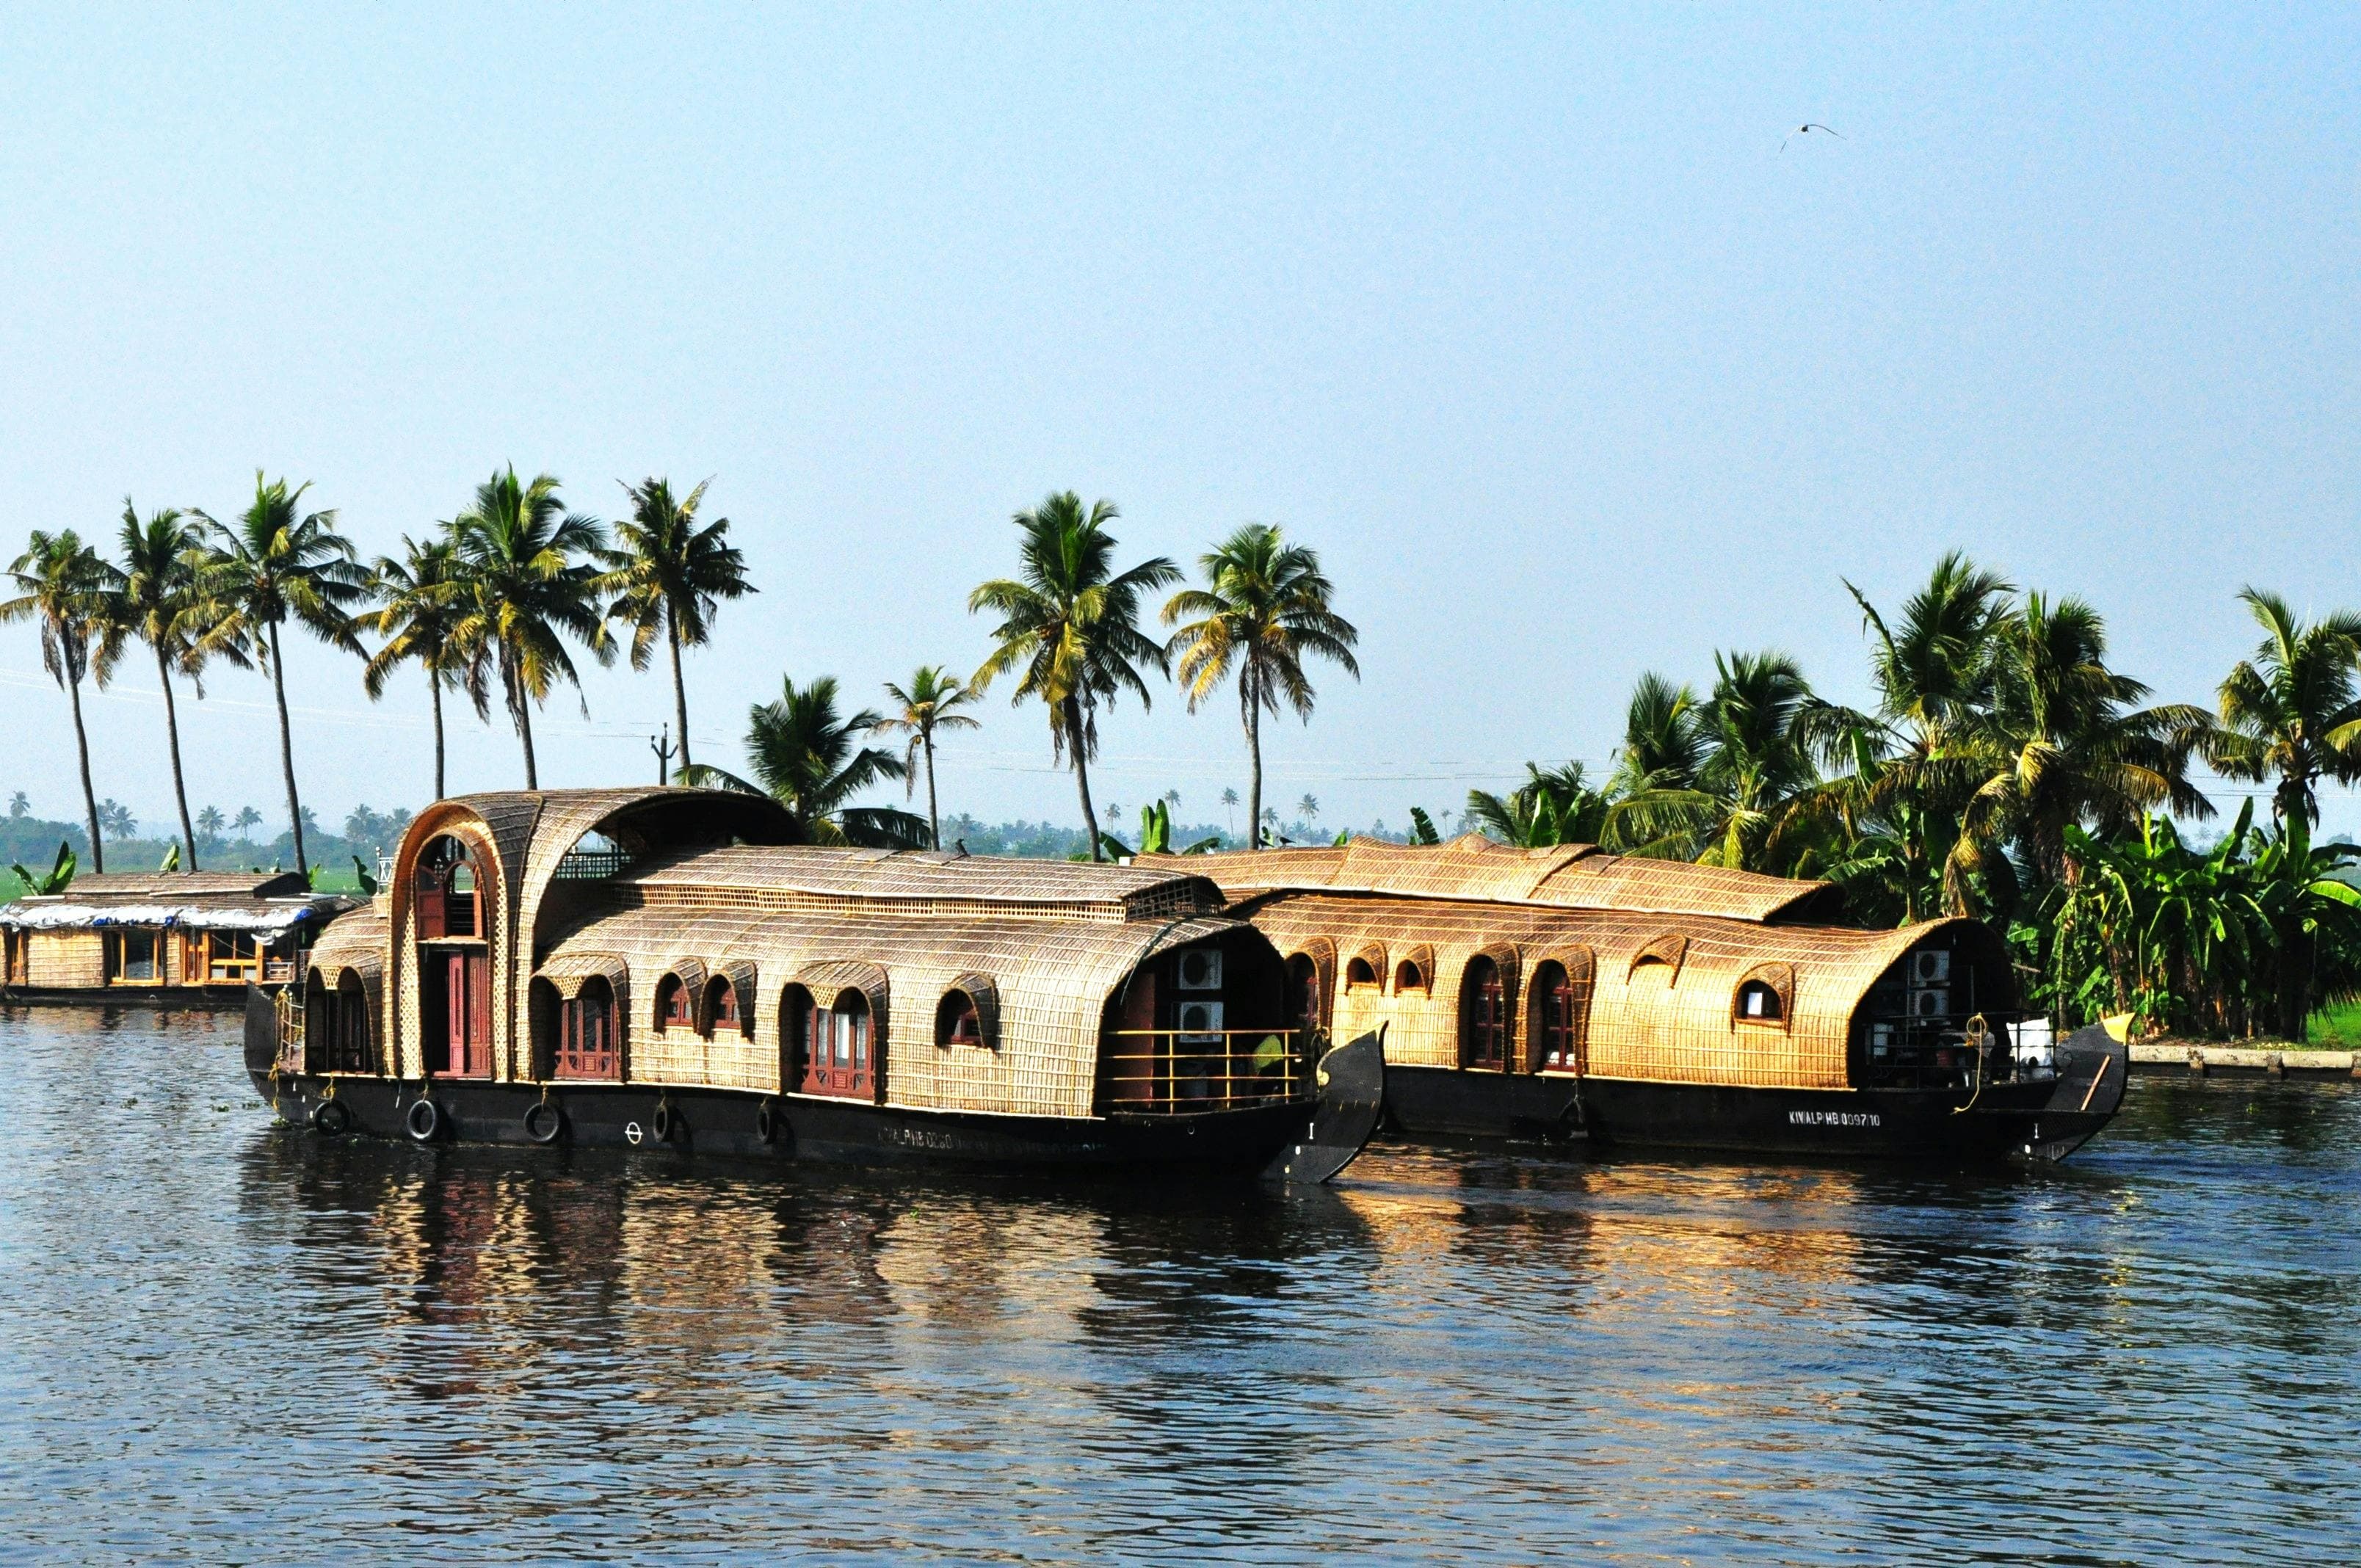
[0,898,352,934]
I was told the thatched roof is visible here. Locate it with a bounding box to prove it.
[1142,834,1843,924]
[624,843,1226,922]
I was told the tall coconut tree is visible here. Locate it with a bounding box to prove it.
[968,493,1177,862]
[192,473,368,876]
[2208,587,2361,828]
[1688,650,1832,871]
[360,532,483,801]
[685,674,927,847]
[1,530,119,870]
[1953,592,2213,900]
[447,468,610,789]
[597,477,755,777]
[874,665,982,848]
[106,501,212,871]
[1161,523,1358,853]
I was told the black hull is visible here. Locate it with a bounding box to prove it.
[4,986,261,1009]
[250,1070,1327,1175]
[1385,1060,2122,1164]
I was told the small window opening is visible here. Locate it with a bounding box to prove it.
[1344,957,1380,992]
[1737,979,1784,1023]
[936,990,983,1048]
[658,975,694,1030]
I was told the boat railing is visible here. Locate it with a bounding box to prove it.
[272,987,305,1075]
[1102,1028,1305,1114]
[262,958,297,984]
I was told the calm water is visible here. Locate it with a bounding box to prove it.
[1,1009,2356,1565]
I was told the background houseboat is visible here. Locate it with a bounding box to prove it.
[250,787,1379,1180]
[2,871,355,1006]
[1143,835,2125,1162]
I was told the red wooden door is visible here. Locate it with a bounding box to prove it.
[798,999,874,1099]
[440,951,490,1076]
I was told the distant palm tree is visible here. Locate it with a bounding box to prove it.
[360,532,483,801]
[1222,786,1238,838]
[598,477,755,777]
[106,501,211,870]
[2208,587,2361,827]
[969,493,1178,862]
[448,468,611,788]
[2,530,120,870]
[96,799,137,841]
[196,805,225,842]
[1162,788,1181,810]
[233,806,264,840]
[874,665,981,848]
[1296,793,1319,824]
[1163,523,1358,853]
[685,675,926,847]
[192,473,369,876]
[10,791,30,819]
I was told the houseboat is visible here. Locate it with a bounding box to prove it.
[245,787,1381,1181]
[1141,835,2125,1163]
[2,871,355,1005]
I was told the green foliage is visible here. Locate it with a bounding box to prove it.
[1408,807,1441,845]
[1097,799,1222,859]
[685,674,929,849]
[157,841,179,872]
[9,841,76,896]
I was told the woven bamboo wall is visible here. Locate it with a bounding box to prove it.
[1244,893,1951,1091]
[26,931,105,988]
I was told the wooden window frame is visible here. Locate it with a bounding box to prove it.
[708,976,744,1037]
[556,984,620,1081]
[1460,956,1508,1072]
[656,974,695,1032]
[936,989,984,1048]
[106,928,165,986]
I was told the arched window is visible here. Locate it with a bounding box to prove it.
[329,972,371,1072]
[707,976,745,1036]
[1344,956,1380,992]
[1461,955,1507,1071]
[1531,961,1581,1072]
[414,835,483,940]
[936,989,983,1047]
[1284,954,1324,1039]
[1393,951,1432,995]
[800,989,876,1099]
[1736,979,1785,1023]
[656,974,694,1031]
[557,976,619,1079]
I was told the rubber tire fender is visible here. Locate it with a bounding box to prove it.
[755,1100,777,1144]
[523,1101,564,1145]
[651,1102,676,1143]
[405,1097,442,1143]
[311,1098,353,1137]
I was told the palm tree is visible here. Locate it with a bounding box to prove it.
[685,675,926,846]
[1954,593,2213,899]
[196,805,225,843]
[233,805,264,841]
[1221,786,1239,838]
[192,474,368,876]
[598,477,755,777]
[2208,587,2361,827]
[3,530,119,869]
[874,665,981,848]
[360,533,483,801]
[1689,651,1835,871]
[1162,523,1359,854]
[448,468,611,788]
[1467,762,1614,848]
[97,799,137,841]
[107,501,210,870]
[969,493,1178,862]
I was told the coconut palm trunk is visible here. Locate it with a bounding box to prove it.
[266,620,308,875]
[667,606,692,777]
[1065,697,1100,860]
[507,655,540,789]
[429,676,448,800]
[66,666,102,874]
[155,642,197,871]
[1243,672,1264,850]
[921,733,940,848]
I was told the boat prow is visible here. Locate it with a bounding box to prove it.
[1261,1029,1386,1185]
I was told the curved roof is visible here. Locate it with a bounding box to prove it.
[1142,834,1842,924]
[625,843,1226,921]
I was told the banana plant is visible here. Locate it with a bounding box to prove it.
[1099,799,1222,859]
[8,840,76,897]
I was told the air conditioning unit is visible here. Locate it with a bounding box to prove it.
[1175,998,1225,1040]
[1910,949,1951,986]
[1910,987,1950,1019]
[1175,948,1224,991]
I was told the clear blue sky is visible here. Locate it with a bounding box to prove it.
[4,5,2356,843]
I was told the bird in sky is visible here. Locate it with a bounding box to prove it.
[1780,123,1845,154]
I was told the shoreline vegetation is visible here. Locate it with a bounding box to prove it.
[10,480,2361,1044]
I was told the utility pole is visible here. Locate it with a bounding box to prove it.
[650,725,676,785]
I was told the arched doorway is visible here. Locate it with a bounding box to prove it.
[799,987,877,1100]
[416,833,492,1078]
[1284,953,1324,1044]
[558,976,619,1080]
[1460,954,1507,1071]
[1529,959,1586,1073]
